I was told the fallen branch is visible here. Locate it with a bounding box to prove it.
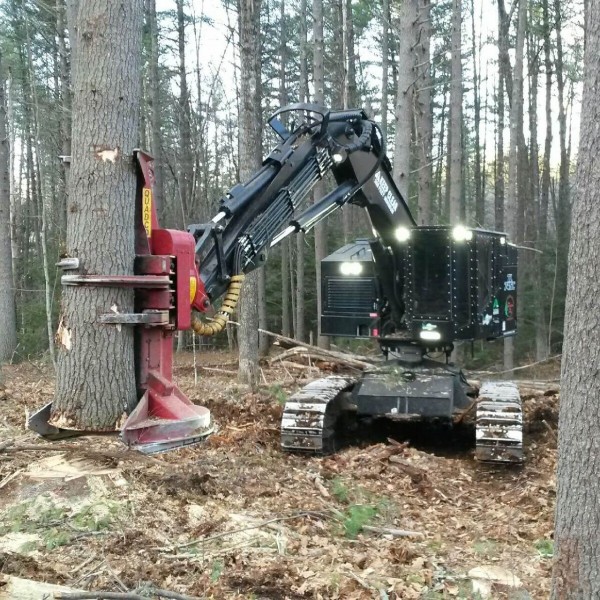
[453,399,477,425]
[271,348,366,371]
[56,592,146,600]
[56,589,201,600]
[277,360,320,371]
[199,366,237,375]
[362,525,425,539]
[388,456,428,483]
[257,328,375,369]
[170,511,322,550]
[542,419,557,441]
[0,439,15,452]
[0,444,164,466]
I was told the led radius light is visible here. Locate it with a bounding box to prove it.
[419,330,441,341]
[395,226,411,242]
[340,262,363,276]
[452,225,473,242]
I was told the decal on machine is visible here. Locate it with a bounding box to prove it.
[142,187,153,237]
[374,172,399,215]
[504,274,516,291]
[505,295,515,320]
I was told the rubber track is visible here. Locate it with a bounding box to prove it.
[281,376,356,453]
[476,381,523,464]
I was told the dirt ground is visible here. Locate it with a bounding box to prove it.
[0,352,558,599]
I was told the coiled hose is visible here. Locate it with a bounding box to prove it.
[191,274,245,336]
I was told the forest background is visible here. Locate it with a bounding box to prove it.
[0,0,585,370]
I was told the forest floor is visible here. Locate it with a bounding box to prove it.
[0,351,559,600]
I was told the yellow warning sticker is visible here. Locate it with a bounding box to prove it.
[142,188,152,237]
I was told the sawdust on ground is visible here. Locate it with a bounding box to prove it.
[0,352,558,599]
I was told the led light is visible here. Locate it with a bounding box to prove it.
[500,236,506,245]
[212,211,226,224]
[340,262,363,276]
[395,226,411,242]
[452,225,473,242]
[270,225,296,247]
[332,153,344,164]
[419,330,442,341]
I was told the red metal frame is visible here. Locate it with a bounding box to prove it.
[119,151,213,451]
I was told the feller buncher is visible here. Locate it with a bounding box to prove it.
[30,104,522,463]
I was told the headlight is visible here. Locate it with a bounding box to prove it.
[340,262,363,276]
[395,226,411,242]
[500,236,506,245]
[419,330,441,341]
[452,225,473,242]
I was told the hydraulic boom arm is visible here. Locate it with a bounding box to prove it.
[188,104,414,309]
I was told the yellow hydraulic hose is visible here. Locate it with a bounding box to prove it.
[191,274,245,336]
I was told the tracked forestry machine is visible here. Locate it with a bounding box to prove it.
[30,104,522,463]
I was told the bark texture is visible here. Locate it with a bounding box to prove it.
[448,0,462,222]
[295,0,308,343]
[392,0,416,201]
[237,0,262,386]
[52,0,143,430]
[552,3,600,595]
[147,0,164,218]
[381,0,390,137]
[503,0,526,371]
[312,0,329,349]
[415,0,432,225]
[0,52,17,362]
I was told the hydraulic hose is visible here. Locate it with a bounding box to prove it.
[191,274,245,336]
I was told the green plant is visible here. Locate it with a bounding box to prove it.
[71,502,118,532]
[534,538,554,558]
[44,528,71,550]
[268,384,288,405]
[472,538,499,558]
[331,477,350,503]
[210,559,224,581]
[342,504,377,539]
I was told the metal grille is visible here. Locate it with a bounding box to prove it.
[326,277,376,313]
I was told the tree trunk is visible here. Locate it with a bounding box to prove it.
[52,0,143,430]
[435,83,447,221]
[341,0,356,241]
[7,72,18,290]
[552,5,600,594]
[527,16,548,362]
[0,52,17,363]
[415,0,432,225]
[176,0,192,226]
[237,0,262,386]
[540,0,552,246]
[471,0,483,226]
[392,0,416,202]
[56,0,71,240]
[503,0,526,371]
[449,0,462,223]
[553,0,570,354]
[495,77,505,231]
[295,0,308,343]
[279,0,291,339]
[312,0,329,349]
[147,0,164,219]
[24,12,56,366]
[381,0,390,138]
